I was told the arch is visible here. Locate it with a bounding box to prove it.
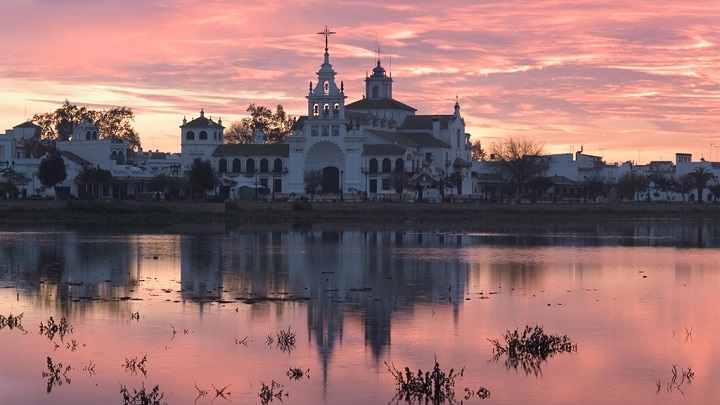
[92,131,98,140]
[323,103,330,116]
[111,150,117,157]
[219,158,228,173]
[232,158,241,173]
[313,103,319,117]
[273,158,283,173]
[395,158,404,172]
[382,158,392,173]
[86,131,91,140]
[246,158,255,173]
[369,158,378,172]
[186,131,195,140]
[371,86,379,98]
[305,141,344,170]
[260,158,269,173]
[323,80,329,95]
[199,131,208,140]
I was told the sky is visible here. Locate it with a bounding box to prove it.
[1,0,718,165]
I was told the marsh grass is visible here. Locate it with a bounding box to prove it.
[488,325,576,376]
[39,316,73,341]
[0,312,26,333]
[259,380,286,404]
[119,383,164,405]
[287,367,310,381]
[275,326,296,353]
[385,357,468,404]
[42,357,72,393]
[123,354,148,376]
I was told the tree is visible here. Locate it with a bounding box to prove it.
[617,172,649,202]
[489,136,545,203]
[32,100,141,149]
[471,139,487,161]
[304,169,323,201]
[21,126,50,158]
[37,148,67,195]
[224,120,253,144]
[74,166,112,199]
[685,167,715,204]
[186,158,216,198]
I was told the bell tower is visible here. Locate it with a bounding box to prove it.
[306,27,347,125]
[365,59,392,100]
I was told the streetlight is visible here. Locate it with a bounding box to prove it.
[484,173,488,203]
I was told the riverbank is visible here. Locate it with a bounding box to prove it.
[0,199,719,228]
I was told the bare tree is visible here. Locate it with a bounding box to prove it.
[489,136,545,203]
[304,169,323,201]
[224,120,253,144]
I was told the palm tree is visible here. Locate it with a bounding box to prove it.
[685,167,715,203]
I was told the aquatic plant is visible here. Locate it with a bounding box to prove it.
[287,367,310,381]
[275,326,296,353]
[385,357,469,404]
[658,364,695,395]
[259,380,286,404]
[0,312,26,333]
[123,354,148,376]
[119,383,164,405]
[42,357,72,393]
[39,316,73,341]
[488,325,576,376]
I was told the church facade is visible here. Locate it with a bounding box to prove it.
[207,29,473,201]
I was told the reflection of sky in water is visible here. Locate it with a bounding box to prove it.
[0,223,719,404]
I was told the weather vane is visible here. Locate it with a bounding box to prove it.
[317,26,336,52]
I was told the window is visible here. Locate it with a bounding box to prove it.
[232,158,241,172]
[260,158,269,173]
[371,86,379,98]
[186,131,195,140]
[311,125,319,137]
[323,81,329,95]
[219,159,228,173]
[92,131,98,140]
[323,103,330,116]
[369,158,378,172]
[331,125,339,136]
[395,158,404,172]
[382,178,391,190]
[333,103,340,116]
[313,104,319,117]
[322,126,329,136]
[86,131,91,140]
[246,159,255,173]
[273,158,283,173]
[382,158,392,173]
[200,131,207,140]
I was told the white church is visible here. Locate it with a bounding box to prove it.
[198,28,473,200]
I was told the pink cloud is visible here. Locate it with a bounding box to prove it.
[0,0,718,162]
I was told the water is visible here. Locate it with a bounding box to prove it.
[1,220,719,404]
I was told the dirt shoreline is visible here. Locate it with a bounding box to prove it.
[0,200,718,228]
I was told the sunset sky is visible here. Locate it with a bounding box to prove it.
[1,1,718,164]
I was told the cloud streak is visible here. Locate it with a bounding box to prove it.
[1,0,718,162]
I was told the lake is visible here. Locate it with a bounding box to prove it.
[1,219,719,404]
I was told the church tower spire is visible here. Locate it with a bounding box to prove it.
[307,26,346,121]
[365,50,393,99]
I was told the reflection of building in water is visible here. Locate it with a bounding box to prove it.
[0,231,157,312]
[180,234,223,304]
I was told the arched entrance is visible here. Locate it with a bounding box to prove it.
[305,141,345,196]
